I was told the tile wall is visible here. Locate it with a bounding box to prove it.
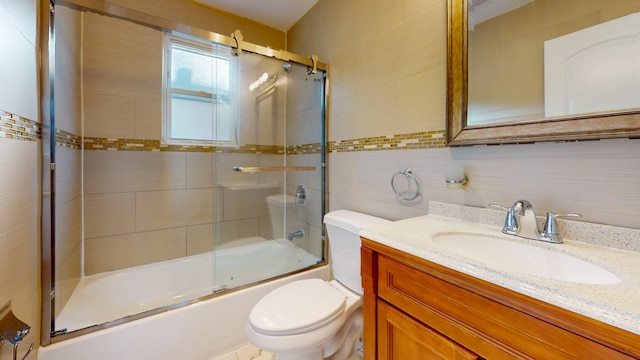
[53,5,83,316]
[78,9,325,275]
[63,0,285,50]
[0,0,40,357]
[290,0,640,235]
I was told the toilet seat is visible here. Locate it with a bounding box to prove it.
[249,279,346,336]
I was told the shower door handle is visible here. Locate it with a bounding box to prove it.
[232,166,316,172]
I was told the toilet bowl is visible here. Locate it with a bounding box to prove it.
[246,210,390,360]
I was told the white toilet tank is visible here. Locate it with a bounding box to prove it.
[323,210,390,295]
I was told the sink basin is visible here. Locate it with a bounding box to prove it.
[433,233,621,285]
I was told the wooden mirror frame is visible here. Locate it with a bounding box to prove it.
[446,0,640,146]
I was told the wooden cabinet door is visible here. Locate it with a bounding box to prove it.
[377,300,478,360]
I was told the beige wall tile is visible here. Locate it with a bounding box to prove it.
[55,196,82,266]
[84,151,186,194]
[307,154,323,192]
[289,0,446,140]
[0,0,38,120]
[259,215,275,240]
[54,6,82,134]
[0,139,38,231]
[187,223,214,255]
[82,11,163,138]
[329,49,358,101]
[135,98,162,140]
[0,1,46,351]
[83,150,138,193]
[69,0,285,49]
[84,192,136,238]
[215,218,261,247]
[83,92,136,138]
[0,218,39,358]
[55,147,82,204]
[130,152,186,191]
[136,189,214,232]
[328,139,640,230]
[214,188,224,223]
[82,12,162,99]
[187,152,215,189]
[286,106,322,146]
[54,242,82,316]
[221,187,278,221]
[84,227,187,274]
[285,155,311,191]
[307,224,324,259]
[305,189,323,228]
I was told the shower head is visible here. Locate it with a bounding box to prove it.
[282,62,293,73]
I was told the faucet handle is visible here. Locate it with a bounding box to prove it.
[489,204,509,212]
[541,212,582,243]
[489,204,519,235]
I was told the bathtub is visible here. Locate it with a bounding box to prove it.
[54,238,323,335]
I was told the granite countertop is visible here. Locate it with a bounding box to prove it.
[359,203,640,336]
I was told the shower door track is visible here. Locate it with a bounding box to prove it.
[55,0,328,71]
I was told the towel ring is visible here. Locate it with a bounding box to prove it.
[391,168,420,201]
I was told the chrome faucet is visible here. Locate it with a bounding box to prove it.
[490,200,581,243]
[287,229,305,241]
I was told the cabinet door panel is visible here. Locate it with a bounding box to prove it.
[377,254,637,359]
[377,300,478,360]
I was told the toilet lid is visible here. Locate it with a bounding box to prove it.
[249,279,346,336]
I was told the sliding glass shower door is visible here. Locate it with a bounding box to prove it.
[211,52,326,292]
[46,2,327,339]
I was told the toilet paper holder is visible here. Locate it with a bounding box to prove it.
[0,301,34,360]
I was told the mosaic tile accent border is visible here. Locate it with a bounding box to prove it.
[83,137,286,154]
[56,129,82,149]
[328,130,447,152]
[287,143,322,154]
[78,130,447,154]
[0,110,40,142]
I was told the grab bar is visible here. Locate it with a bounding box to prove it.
[232,166,316,173]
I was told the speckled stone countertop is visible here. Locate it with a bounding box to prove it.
[359,202,640,335]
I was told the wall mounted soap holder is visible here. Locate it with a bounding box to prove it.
[0,301,34,360]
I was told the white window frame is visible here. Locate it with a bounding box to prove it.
[162,33,238,146]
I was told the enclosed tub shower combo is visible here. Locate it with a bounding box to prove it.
[40,0,328,355]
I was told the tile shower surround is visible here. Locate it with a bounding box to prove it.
[79,129,446,154]
[47,125,446,275]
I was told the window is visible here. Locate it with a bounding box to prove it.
[163,34,237,146]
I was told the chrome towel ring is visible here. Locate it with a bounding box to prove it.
[391,168,420,201]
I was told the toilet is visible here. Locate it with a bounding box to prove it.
[246,210,390,360]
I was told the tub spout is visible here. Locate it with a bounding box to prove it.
[287,229,305,241]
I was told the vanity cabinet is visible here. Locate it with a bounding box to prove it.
[361,238,640,360]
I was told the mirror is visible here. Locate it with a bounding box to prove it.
[447,0,640,145]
